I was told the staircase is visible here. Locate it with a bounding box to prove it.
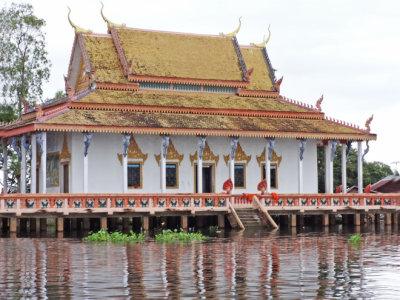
[235,208,263,227]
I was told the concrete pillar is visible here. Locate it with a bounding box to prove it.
[71,218,77,230]
[355,214,361,226]
[123,155,128,193]
[57,218,64,232]
[20,136,26,193]
[40,218,47,231]
[83,133,93,193]
[40,132,47,194]
[83,218,90,230]
[161,135,169,193]
[290,214,297,227]
[218,214,225,228]
[2,139,8,194]
[31,134,37,193]
[10,217,17,233]
[393,213,398,226]
[100,217,107,229]
[342,144,347,193]
[122,218,130,230]
[266,156,271,193]
[197,158,203,193]
[229,159,235,194]
[181,215,188,230]
[322,214,329,227]
[298,139,306,194]
[142,216,149,231]
[357,141,363,193]
[324,142,331,193]
[385,213,392,225]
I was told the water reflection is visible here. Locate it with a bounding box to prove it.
[1,225,400,298]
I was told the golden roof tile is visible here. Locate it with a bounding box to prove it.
[115,28,244,81]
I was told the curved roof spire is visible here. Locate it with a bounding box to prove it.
[220,16,242,37]
[67,7,92,34]
[100,2,126,29]
[251,25,271,48]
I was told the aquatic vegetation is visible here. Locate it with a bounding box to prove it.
[348,233,362,246]
[155,229,208,242]
[83,228,144,243]
[208,226,219,233]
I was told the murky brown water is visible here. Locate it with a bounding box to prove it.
[1,225,400,299]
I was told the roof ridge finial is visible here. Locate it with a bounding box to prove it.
[220,16,242,37]
[67,7,92,34]
[250,25,271,48]
[315,94,323,111]
[365,114,374,133]
[100,2,126,30]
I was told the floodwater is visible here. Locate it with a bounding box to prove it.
[1,225,400,299]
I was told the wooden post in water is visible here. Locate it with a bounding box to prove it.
[181,215,188,230]
[354,214,361,226]
[40,219,47,231]
[57,218,64,232]
[290,215,296,227]
[10,217,17,233]
[218,215,225,228]
[393,213,398,226]
[142,216,149,231]
[100,217,107,229]
[322,214,329,226]
[385,213,392,225]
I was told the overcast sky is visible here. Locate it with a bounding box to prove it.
[7,0,400,171]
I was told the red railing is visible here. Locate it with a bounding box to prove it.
[258,193,400,208]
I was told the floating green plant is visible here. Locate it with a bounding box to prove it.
[348,233,362,245]
[83,228,144,243]
[155,229,208,242]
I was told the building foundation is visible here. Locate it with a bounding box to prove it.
[322,214,329,227]
[100,217,107,230]
[181,215,188,230]
[218,215,225,228]
[10,217,17,233]
[57,218,64,232]
[290,214,296,227]
[142,216,149,231]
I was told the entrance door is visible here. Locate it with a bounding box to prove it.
[195,164,214,193]
[202,165,213,193]
[63,164,69,193]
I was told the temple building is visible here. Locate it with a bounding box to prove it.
[0,9,376,196]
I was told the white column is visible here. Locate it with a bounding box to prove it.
[123,155,128,193]
[21,137,26,193]
[341,144,347,193]
[160,135,169,193]
[122,134,130,193]
[324,142,330,193]
[83,133,93,193]
[266,157,271,193]
[298,139,307,194]
[40,132,47,194]
[31,134,37,194]
[229,159,235,194]
[357,141,363,193]
[2,139,8,194]
[197,136,206,194]
[197,158,203,193]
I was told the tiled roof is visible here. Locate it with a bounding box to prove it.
[115,28,244,81]
[83,35,129,84]
[240,46,274,91]
[75,89,311,113]
[41,108,375,140]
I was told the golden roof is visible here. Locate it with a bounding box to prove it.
[75,89,311,113]
[42,108,375,140]
[115,28,244,81]
[240,47,274,90]
[83,35,129,84]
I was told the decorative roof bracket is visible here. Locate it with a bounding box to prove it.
[220,17,242,37]
[67,7,92,34]
[100,2,126,31]
[251,25,271,48]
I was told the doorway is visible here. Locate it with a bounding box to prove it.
[195,164,214,193]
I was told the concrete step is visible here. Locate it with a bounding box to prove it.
[235,209,264,227]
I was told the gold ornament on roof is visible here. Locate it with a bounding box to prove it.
[155,140,184,166]
[365,114,374,133]
[223,142,251,166]
[100,2,126,29]
[220,16,242,37]
[251,25,271,48]
[67,7,92,34]
[256,148,282,167]
[117,136,148,165]
[189,142,220,166]
[60,134,71,164]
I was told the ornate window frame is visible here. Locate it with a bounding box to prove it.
[127,161,143,189]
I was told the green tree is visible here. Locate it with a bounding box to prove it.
[0,2,51,116]
[318,145,396,192]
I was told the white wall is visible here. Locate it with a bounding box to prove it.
[64,133,319,194]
